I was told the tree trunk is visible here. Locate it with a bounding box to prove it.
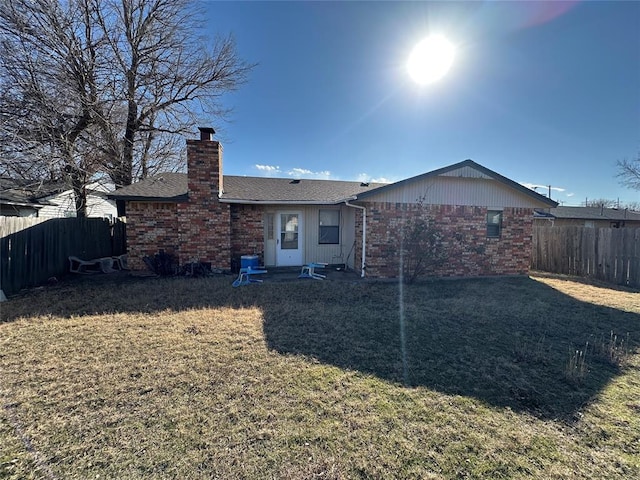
[67,166,88,218]
[121,100,136,185]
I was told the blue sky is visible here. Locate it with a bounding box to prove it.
[204,1,640,206]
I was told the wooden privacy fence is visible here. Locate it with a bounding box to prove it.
[0,217,126,296]
[531,226,640,288]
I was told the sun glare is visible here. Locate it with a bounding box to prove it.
[407,35,456,85]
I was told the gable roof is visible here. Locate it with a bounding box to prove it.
[108,172,385,204]
[354,159,558,207]
[109,159,560,207]
[540,206,640,222]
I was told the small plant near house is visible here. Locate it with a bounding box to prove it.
[143,250,178,276]
[180,261,214,277]
[399,197,450,284]
[142,251,221,278]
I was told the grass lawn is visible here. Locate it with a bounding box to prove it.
[1,273,639,479]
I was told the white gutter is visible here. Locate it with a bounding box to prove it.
[345,199,366,278]
[2,201,45,208]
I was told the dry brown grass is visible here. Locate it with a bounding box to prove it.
[532,274,639,313]
[1,273,639,479]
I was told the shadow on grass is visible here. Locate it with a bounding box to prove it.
[2,273,638,421]
[258,276,640,421]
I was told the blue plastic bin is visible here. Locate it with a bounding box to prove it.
[241,255,259,269]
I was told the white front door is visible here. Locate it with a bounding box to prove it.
[276,211,303,266]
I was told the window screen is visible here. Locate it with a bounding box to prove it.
[319,210,340,244]
[487,210,502,238]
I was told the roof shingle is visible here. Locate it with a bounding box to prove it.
[109,173,385,204]
[0,177,68,206]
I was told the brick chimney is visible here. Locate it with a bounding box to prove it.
[177,127,231,268]
[186,127,223,198]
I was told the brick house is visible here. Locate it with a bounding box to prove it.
[109,128,557,278]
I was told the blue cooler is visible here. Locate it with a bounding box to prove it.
[241,255,259,269]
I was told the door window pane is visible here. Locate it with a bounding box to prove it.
[281,214,299,249]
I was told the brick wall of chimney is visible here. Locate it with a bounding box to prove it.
[125,136,233,271]
[176,139,231,268]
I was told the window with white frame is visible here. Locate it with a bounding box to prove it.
[319,209,340,244]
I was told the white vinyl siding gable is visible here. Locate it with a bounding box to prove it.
[360,176,549,209]
[438,165,493,179]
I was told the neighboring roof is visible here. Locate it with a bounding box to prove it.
[0,177,67,207]
[108,172,385,204]
[0,180,35,207]
[354,159,558,207]
[538,206,640,222]
[533,209,554,219]
[0,177,114,207]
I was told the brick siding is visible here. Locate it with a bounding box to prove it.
[126,201,180,270]
[176,139,231,268]
[126,138,234,271]
[356,202,533,278]
[230,204,265,265]
[125,138,535,278]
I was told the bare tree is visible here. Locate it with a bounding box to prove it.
[617,153,640,191]
[93,0,254,189]
[400,211,448,284]
[399,196,462,284]
[582,198,618,208]
[581,198,640,210]
[1,0,253,216]
[0,0,106,216]
[626,201,640,212]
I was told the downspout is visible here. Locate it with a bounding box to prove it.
[345,199,366,277]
